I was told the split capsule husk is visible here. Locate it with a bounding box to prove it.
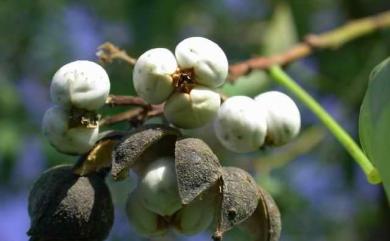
[212,167,259,240]
[175,137,222,204]
[213,167,281,241]
[238,186,281,241]
[28,165,114,241]
[111,124,181,179]
[111,124,223,204]
[111,124,281,241]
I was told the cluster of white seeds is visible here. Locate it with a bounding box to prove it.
[214,91,301,153]
[41,40,301,156]
[42,60,110,155]
[133,37,228,129]
[126,157,214,236]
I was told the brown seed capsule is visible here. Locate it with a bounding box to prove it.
[28,165,114,241]
[111,124,180,180]
[213,167,259,240]
[239,186,281,241]
[175,138,222,204]
[112,125,223,205]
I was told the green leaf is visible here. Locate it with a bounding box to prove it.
[359,57,390,201]
[263,3,297,56]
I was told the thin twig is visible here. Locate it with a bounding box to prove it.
[100,108,143,126]
[100,104,164,127]
[97,42,137,65]
[229,10,390,80]
[146,104,164,118]
[102,95,162,127]
[105,95,148,107]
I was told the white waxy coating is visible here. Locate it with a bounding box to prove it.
[41,106,99,155]
[164,86,221,129]
[133,48,177,104]
[214,96,268,153]
[173,196,215,235]
[255,91,301,146]
[175,37,228,88]
[126,189,168,237]
[50,60,110,111]
[139,157,182,216]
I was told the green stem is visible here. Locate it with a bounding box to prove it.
[269,65,381,184]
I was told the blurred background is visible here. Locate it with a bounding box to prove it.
[0,0,390,240]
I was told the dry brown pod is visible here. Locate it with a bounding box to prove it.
[111,124,281,241]
[111,125,223,204]
[28,165,113,241]
[238,186,281,241]
[111,124,180,179]
[175,138,222,204]
[213,167,259,240]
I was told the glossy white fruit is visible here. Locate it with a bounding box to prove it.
[126,189,168,237]
[255,91,301,146]
[50,60,110,110]
[164,86,221,129]
[214,96,268,153]
[42,106,99,155]
[175,37,228,88]
[133,48,177,104]
[173,196,215,235]
[139,157,182,216]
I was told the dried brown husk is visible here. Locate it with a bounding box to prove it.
[175,138,222,204]
[111,124,180,180]
[28,165,113,241]
[213,167,259,240]
[238,185,281,241]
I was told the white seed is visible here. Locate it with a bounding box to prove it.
[164,86,221,129]
[41,106,99,155]
[126,189,168,237]
[173,196,216,235]
[175,37,228,88]
[214,96,268,153]
[139,157,182,216]
[50,60,110,111]
[255,91,301,146]
[133,48,177,104]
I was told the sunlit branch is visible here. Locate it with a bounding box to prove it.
[229,10,390,79]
